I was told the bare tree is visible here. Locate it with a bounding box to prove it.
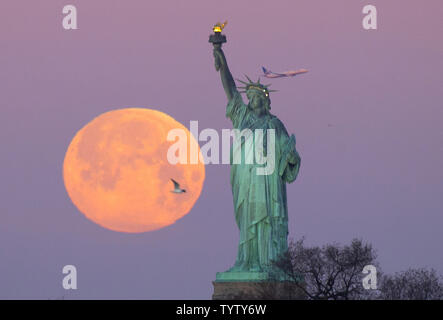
[258,238,443,300]
[268,237,378,300]
[379,268,443,300]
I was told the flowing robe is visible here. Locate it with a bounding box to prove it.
[225,91,301,273]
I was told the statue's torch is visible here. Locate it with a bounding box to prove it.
[209,20,227,49]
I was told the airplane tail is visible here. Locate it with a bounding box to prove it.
[262,66,270,74]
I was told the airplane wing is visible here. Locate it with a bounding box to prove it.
[264,74,285,78]
[262,66,286,77]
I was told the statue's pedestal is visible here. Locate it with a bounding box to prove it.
[212,280,305,300]
[212,272,305,300]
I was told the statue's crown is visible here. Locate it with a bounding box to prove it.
[236,75,278,98]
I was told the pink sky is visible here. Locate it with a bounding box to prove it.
[0,0,442,298]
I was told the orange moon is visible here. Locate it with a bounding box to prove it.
[63,108,205,233]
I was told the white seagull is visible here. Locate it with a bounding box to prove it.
[170,178,186,193]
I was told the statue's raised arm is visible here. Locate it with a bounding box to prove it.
[212,44,238,102]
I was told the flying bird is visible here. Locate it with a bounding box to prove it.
[170,178,186,194]
[262,66,308,79]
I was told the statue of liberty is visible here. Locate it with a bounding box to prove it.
[212,37,302,281]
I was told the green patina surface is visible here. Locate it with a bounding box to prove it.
[211,33,302,282]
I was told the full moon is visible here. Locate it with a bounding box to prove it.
[63,108,205,233]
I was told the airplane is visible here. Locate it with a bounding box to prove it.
[262,66,308,79]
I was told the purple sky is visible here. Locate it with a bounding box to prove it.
[1,0,442,299]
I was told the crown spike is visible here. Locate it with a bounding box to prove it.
[244,74,253,83]
[236,78,249,85]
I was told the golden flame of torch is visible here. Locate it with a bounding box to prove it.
[213,20,227,33]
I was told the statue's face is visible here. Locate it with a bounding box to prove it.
[247,90,265,111]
